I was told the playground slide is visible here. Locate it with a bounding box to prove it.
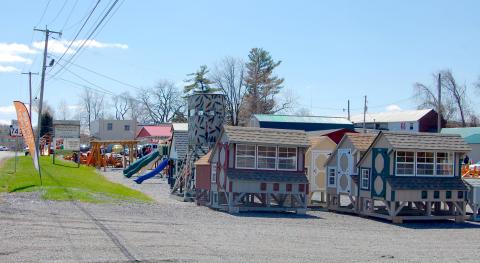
[123,151,160,178]
[134,158,169,184]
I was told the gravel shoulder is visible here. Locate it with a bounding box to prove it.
[0,168,480,262]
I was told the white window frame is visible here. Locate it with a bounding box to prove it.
[327,167,336,187]
[211,162,217,183]
[435,152,454,177]
[416,151,435,177]
[235,144,256,169]
[396,151,415,176]
[256,145,277,170]
[277,147,298,171]
[396,150,455,177]
[360,168,370,190]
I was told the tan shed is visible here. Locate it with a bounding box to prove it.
[305,136,337,204]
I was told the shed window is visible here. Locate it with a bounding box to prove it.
[416,152,434,176]
[327,167,336,187]
[436,152,454,176]
[236,144,256,169]
[124,125,130,131]
[211,162,217,183]
[396,151,414,176]
[257,146,276,170]
[360,168,370,190]
[107,123,113,131]
[278,147,297,170]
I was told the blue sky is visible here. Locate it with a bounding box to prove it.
[1,0,480,125]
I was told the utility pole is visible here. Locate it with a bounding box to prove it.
[347,99,351,121]
[34,27,61,184]
[21,72,39,122]
[363,95,367,133]
[437,73,441,133]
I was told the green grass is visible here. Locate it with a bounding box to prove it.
[0,156,153,203]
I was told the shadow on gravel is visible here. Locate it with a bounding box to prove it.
[231,211,322,219]
[364,217,480,229]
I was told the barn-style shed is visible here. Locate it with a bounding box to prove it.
[207,126,311,214]
[324,133,377,212]
[356,131,470,223]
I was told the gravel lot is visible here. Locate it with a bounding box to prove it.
[1,167,480,262]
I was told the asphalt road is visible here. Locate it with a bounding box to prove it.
[0,151,15,165]
[1,173,480,263]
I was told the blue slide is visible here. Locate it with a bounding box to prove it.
[134,158,169,184]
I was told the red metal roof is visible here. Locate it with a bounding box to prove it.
[136,125,172,138]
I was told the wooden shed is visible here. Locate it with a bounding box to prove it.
[206,126,311,214]
[195,151,212,206]
[324,133,377,213]
[356,131,470,223]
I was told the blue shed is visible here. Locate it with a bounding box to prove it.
[249,114,354,132]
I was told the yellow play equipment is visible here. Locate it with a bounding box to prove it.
[462,164,480,178]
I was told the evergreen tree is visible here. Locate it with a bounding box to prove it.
[40,111,53,137]
[184,65,216,93]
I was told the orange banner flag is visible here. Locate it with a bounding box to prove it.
[13,101,39,171]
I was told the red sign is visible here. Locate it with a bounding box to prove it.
[13,101,39,171]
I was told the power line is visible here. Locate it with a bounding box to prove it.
[34,0,52,28]
[61,0,79,31]
[47,0,69,26]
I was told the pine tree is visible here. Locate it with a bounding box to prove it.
[184,65,216,93]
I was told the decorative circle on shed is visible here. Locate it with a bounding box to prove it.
[219,147,226,166]
[340,154,349,172]
[374,176,384,195]
[315,154,327,172]
[315,170,325,188]
[339,174,349,190]
[375,154,384,174]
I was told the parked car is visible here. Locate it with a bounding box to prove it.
[0,145,8,151]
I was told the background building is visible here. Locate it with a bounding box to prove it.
[249,114,354,131]
[441,127,480,162]
[350,109,442,132]
[90,119,137,141]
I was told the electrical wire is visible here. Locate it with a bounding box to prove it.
[34,0,52,28]
[47,0,69,26]
[61,0,79,31]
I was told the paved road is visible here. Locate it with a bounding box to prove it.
[1,173,480,262]
[0,151,15,165]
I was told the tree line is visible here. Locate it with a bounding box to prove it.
[70,47,293,133]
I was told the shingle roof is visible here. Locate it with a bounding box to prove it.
[194,150,212,165]
[347,133,377,151]
[382,131,471,152]
[173,130,188,158]
[223,126,310,147]
[441,127,480,144]
[350,109,433,123]
[137,125,172,138]
[253,114,352,125]
[227,169,308,183]
[387,177,468,191]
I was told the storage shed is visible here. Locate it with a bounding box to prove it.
[355,131,470,223]
[195,151,212,206]
[249,114,354,132]
[207,126,311,214]
[324,133,377,212]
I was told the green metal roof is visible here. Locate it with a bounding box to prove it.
[441,127,480,144]
[253,114,352,125]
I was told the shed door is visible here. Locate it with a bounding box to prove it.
[311,150,329,191]
[371,148,389,198]
[337,149,352,194]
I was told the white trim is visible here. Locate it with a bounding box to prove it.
[395,150,455,177]
[327,166,336,187]
[416,151,435,177]
[360,168,370,190]
[235,144,256,169]
[277,147,298,171]
[256,145,277,170]
[395,150,415,176]
[211,162,217,183]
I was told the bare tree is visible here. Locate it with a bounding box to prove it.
[441,70,469,127]
[57,99,69,120]
[80,87,106,132]
[138,80,185,123]
[112,92,131,120]
[414,74,456,123]
[211,57,247,126]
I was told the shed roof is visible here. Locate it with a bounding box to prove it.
[223,126,310,147]
[441,127,480,144]
[194,150,212,165]
[387,177,468,190]
[227,168,308,183]
[347,133,377,151]
[381,131,471,151]
[253,114,352,125]
[137,125,172,138]
[350,109,433,123]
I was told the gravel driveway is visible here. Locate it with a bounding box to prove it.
[1,168,480,262]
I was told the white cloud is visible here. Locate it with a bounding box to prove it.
[32,39,128,54]
[0,119,10,125]
[386,104,402,112]
[0,105,16,114]
[0,43,37,54]
[0,65,19,73]
[0,53,32,64]
[67,105,81,110]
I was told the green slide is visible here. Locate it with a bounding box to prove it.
[123,150,160,178]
